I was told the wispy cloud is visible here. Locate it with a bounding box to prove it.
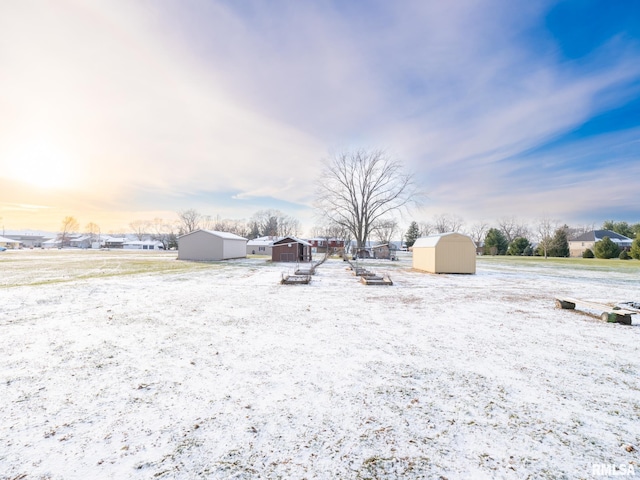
[0,0,638,231]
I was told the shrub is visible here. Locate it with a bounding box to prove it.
[582,248,594,258]
[594,236,620,259]
[631,234,640,260]
[619,250,630,260]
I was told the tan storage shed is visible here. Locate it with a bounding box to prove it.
[178,229,247,261]
[412,232,476,274]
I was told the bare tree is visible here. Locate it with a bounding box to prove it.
[210,216,250,237]
[227,219,250,238]
[467,221,489,248]
[85,222,101,244]
[279,215,301,237]
[566,223,596,240]
[200,215,215,230]
[251,209,300,238]
[536,216,557,259]
[315,149,417,249]
[419,221,434,237]
[372,218,399,245]
[149,218,181,249]
[60,216,79,247]
[433,213,464,233]
[177,209,202,235]
[498,216,530,244]
[129,220,149,240]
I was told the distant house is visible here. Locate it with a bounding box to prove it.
[69,235,93,249]
[247,236,278,256]
[123,240,164,251]
[103,237,126,249]
[0,236,21,249]
[413,232,476,274]
[271,237,312,263]
[42,238,62,249]
[371,243,397,260]
[3,231,51,248]
[569,230,633,257]
[178,229,247,261]
[308,237,346,253]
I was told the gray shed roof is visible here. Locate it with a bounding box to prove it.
[179,229,247,241]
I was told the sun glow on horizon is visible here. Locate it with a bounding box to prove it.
[5,139,77,190]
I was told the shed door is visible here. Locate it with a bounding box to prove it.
[280,252,295,262]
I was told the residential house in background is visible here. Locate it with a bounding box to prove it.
[42,238,62,249]
[102,237,126,249]
[69,235,93,249]
[307,237,346,254]
[247,236,278,256]
[0,236,21,249]
[371,243,397,260]
[568,230,633,257]
[123,240,165,250]
[2,231,52,248]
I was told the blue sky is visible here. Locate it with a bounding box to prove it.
[0,0,639,233]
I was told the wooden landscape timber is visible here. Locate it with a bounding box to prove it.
[555,297,636,325]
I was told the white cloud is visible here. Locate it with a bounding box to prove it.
[0,0,638,231]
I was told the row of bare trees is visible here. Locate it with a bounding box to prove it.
[175,208,301,239]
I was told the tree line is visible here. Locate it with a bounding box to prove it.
[404,216,640,259]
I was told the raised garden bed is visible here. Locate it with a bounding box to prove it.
[361,275,393,286]
[281,274,311,285]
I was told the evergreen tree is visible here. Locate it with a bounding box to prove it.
[630,233,640,260]
[507,237,530,256]
[484,228,508,255]
[405,221,420,248]
[602,220,634,238]
[548,227,570,257]
[594,236,620,259]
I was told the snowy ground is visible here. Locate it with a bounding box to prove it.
[1,250,639,479]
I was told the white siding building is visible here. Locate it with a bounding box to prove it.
[246,236,278,255]
[123,240,165,250]
[178,230,247,261]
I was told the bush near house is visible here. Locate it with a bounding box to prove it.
[594,236,620,259]
[619,250,630,260]
[582,248,594,258]
[630,234,640,260]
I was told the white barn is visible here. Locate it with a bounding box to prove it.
[178,230,247,261]
[413,232,476,274]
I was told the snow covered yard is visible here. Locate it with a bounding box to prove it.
[1,250,639,479]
